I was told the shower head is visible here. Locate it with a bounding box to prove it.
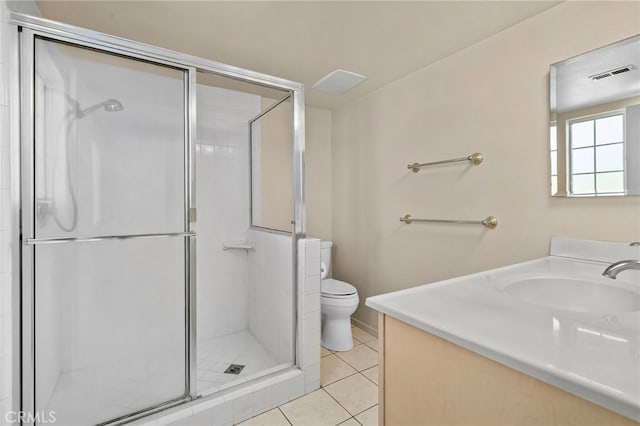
[77,98,124,118]
[102,99,124,112]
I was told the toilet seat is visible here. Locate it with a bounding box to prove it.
[321,278,357,298]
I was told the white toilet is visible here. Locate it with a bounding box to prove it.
[320,241,359,351]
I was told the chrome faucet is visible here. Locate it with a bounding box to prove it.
[602,260,640,279]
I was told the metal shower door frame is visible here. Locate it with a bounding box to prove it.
[17,27,197,425]
[11,12,306,426]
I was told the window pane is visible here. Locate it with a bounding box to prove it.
[551,175,558,195]
[596,143,624,172]
[596,115,623,145]
[572,174,595,195]
[570,120,594,148]
[571,147,594,173]
[596,172,624,193]
[550,153,557,175]
[550,125,557,151]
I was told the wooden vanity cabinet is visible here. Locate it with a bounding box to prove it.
[377,314,639,426]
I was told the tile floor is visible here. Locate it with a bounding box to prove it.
[238,325,379,426]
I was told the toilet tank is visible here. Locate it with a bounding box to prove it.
[320,241,333,279]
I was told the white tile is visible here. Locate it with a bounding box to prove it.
[305,273,320,295]
[303,311,320,340]
[0,148,10,190]
[305,379,320,395]
[337,419,359,426]
[324,374,378,416]
[355,406,378,426]
[237,408,290,426]
[270,377,292,407]
[0,230,9,273]
[304,364,320,393]
[232,391,255,424]
[365,339,378,352]
[279,389,350,426]
[320,354,357,386]
[306,240,321,260]
[288,372,305,401]
[305,258,321,278]
[209,400,233,426]
[351,327,376,344]
[252,384,275,414]
[304,293,320,314]
[303,344,320,369]
[361,367,378,386]
[189,405,214,426]
[297,239,306,258]
[297,263,306,285]
[156,407,193,426]
[0,190,9,231]
[334,344,378,372]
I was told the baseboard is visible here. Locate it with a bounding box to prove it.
[351,317,378,337]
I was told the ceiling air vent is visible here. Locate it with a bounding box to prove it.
[313,69,367,94]
[589,64,637,81]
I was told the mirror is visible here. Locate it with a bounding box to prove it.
[550,35,640,197]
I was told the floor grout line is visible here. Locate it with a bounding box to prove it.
[331,350,378,374]
[320,387,358,421]
[321,370,360,387]
[351,402,378,418]
[321,374,379,421]
[359,371,378,387]
[277,406,293,426]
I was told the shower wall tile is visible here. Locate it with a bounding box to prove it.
[298,238,321,394]
[0,0,17,420]
[247,229,294,364]
[196,85,259,341]
[231,387,256,423]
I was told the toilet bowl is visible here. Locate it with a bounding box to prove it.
[320,241,359,351]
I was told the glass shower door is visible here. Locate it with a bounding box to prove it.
[25,36,191,425]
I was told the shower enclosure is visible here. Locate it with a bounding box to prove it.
[14,13,304,426]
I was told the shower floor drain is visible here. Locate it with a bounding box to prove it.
[224,364,245,375]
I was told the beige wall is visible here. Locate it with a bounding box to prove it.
[306,107,332,241]
[259,98,294,232]
[331,1,640,330]
[255,100,332,238]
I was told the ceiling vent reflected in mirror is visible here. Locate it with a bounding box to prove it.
[589,64,637,81]
[312,69,367,94]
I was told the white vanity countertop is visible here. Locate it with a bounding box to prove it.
[366,243,640,421]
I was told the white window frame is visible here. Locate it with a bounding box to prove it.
[567,110,626,196]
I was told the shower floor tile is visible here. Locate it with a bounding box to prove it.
[40,331,276,425]
[197,330,279,394]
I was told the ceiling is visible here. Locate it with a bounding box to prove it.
[553,35,640,113]
[35,1,561,109]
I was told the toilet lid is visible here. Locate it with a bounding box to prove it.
[321,279,357,296]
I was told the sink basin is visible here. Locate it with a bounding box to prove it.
[505,277,640,313]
